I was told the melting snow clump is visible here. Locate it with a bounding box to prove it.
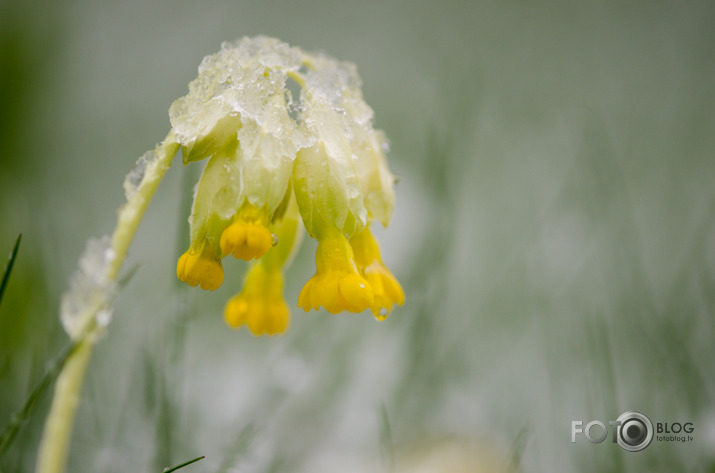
[60,236,117,339]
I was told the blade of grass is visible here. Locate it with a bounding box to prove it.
[0,234,22,308]
[379,403,395,473]
[506,425,530,473]
[117,263,141,289]
[163,455,205,473]
[217,423,255,473]
[0,342,74,458]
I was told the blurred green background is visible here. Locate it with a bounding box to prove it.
[1,0,714,471]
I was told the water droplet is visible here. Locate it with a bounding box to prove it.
[271,234,279,246]
[374,308,389,321]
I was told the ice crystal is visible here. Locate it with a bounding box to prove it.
[60,236,117,339]
[123,149,156,200]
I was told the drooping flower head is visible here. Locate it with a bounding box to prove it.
[171,36,403,334]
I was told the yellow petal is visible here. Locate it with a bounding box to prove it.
[220,220,273,261]
[298,226,373,314]
[224,263,290,336]
[176,248,224,291]
[349,224,404,319]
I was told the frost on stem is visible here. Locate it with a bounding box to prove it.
[123,149,157,200]
[60,236,117,339]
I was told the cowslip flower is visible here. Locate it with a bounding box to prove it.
[39,36,406,473]
[172,36,403,334]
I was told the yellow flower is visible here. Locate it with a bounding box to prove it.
[225,263,289,335]
[173,38,301,289]
[170,36,402,328]
[298,225,373,314]
[220,202,274,261]
[225,194,303,335]
[350,224,404,319]
[176,247,224,291]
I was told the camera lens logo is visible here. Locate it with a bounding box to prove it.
[616,411,653,452]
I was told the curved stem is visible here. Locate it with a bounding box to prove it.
[34,340,92,473]
[110,135,180,280]
[35,133,180,473]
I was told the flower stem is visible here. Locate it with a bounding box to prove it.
[110,135,180,280]
[34,340,91,473]
[35,133,180,473]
